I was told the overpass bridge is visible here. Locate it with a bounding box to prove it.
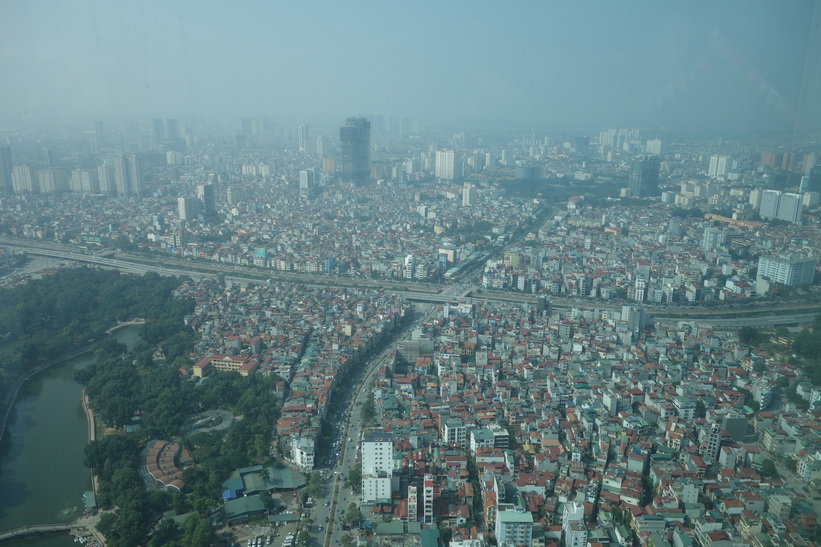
[404,293,819,327]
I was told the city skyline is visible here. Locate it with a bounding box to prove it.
[1,1,819,132]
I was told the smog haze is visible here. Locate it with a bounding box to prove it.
[1,0,818,130]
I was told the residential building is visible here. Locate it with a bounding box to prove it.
[462,185,477,207]
[759,189,781,219]
[178,196,200,221]
[759,189,803,224]
[496,509,533,547]
[443,418,467,447]
[291,436,315,470]
[701,227,724,251]
[564,522,588,547]
[708,155,731,178]
[776,192,803,224]
[12,164,36,193]
[423,474,434,524]
[436,149,458,180]
[361,432,393,503]
[757,255,816,287]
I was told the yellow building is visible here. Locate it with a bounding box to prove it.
[192,354,258,377]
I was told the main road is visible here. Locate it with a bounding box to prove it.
[317,300,442,547]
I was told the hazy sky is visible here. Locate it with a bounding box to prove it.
[1,0,817,130]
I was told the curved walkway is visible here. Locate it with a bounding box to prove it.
[0,344,95,442]
[81,388,100,496]
[0,523,72,543]
[0,518,106,546]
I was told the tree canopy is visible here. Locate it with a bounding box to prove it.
[793,314,821,385]
[0,267,193,403]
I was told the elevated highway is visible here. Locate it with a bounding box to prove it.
[3,238,819,328]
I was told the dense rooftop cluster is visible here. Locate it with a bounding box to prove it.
[487,201,820,302]
[2,125,821,545]
[352,298,821,546]
[0,180,542,281]
[174,277,408,471]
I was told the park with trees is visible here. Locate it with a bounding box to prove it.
[0,266,293,545]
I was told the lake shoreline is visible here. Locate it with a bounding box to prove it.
[0,345,95,443]
[81,388,99,497]
[0,318,145,442]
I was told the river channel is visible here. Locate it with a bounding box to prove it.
[0,325,140,545]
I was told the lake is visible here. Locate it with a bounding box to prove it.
[0,325,140,545]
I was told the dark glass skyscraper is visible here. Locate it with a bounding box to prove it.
[808,166,821,194]
[340,117,371,185]
[629,155,660,197]
[197,183,217,222]
[0,146,12,193]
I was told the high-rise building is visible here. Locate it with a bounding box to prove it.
[748,189,763,210]
[776,192,803,224]
[197,183,217,221]
[127,154,144,197]
[628,155,660,197]
[37,169,68,193]
[361,432,393,503]
[435,149,458,180]
[404,254,416,279]
[705,422,721,460]
[757,255,816,286]
[299,169,314,190]
[621,305,647,339]
[407,485,418,523]
[0,146,13,192]
[299,169,315,197]
[423,474,434,524]
[760,189,803,224]
[316,135,327,156]
[178,196,200,221]
[702,227,725,251]
[708,155,731,178]
[298,124,309,152]
[94,121,104,146]
[226,186,243,205]
[645,138,664,155]
[112,155,130,197]
[575,135,590,156]
[165,119,180,141]
[807,166,821,194]
[462,185,477,207]
[111,155,143,197]
[339,117,370,185]
[152,118,165,144]
[97,163,114,196]
[12,164,36,193]
[70,168,99,193]
[759,189,781,219]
